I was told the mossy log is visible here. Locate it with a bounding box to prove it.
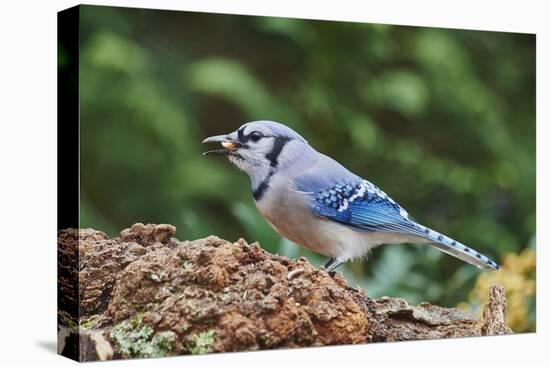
[57,223,512,361]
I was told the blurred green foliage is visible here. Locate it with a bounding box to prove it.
[69,6,535,320]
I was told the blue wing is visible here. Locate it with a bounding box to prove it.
[297,176,423,235]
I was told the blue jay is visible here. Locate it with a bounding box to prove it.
[203,120,500,272]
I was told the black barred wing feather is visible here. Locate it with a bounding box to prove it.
[304,178,421,234]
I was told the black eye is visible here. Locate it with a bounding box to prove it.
[249,131,264,142]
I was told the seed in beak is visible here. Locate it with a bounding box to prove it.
[222,141,237,149]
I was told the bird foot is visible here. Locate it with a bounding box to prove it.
[323,257,343,273]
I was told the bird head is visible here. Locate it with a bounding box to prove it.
[203,120,309,187]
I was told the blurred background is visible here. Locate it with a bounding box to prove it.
[63,5,536,332]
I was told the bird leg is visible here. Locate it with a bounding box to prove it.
[323,257,343,273]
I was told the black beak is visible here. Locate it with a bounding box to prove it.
[202,134,241,156]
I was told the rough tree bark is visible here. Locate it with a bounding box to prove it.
[57,223,512,361]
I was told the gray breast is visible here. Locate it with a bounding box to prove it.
[254,174,342,257]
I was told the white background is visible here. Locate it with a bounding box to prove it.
[0,0,546,366]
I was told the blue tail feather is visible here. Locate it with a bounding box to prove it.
[413,222,500,271]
